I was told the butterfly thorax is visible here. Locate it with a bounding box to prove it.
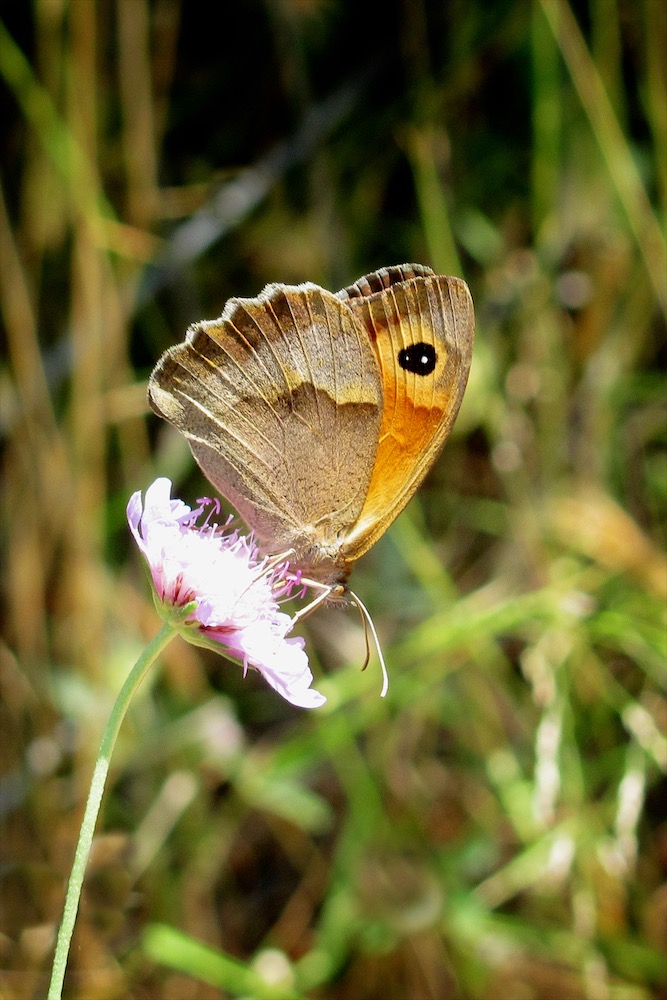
[276,534,353,590]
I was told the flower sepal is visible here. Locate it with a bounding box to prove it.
[154,594,249,658]
[151,592,201,633]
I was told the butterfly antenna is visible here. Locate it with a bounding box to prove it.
[359,609,372,673]
[348,589,389,698]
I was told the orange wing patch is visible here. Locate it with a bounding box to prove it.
[339,272,474,559]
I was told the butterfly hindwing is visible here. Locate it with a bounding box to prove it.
[148,282,383,573]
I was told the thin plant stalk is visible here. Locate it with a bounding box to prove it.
[48,621,175,1000]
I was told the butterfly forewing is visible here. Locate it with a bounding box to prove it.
[336,263,436,299]
[337,271,474,559]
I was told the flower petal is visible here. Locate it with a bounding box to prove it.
[128,479,325,708]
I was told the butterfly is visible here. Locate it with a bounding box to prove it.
[148,264,474,604]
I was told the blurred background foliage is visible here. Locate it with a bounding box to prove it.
[1,0,665,997]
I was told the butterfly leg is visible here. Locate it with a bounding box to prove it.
[289,579,346,627]
[288,582,389,699]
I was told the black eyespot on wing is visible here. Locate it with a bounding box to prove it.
[398,342,437,376]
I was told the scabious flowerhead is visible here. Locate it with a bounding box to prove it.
[127,478,325,709]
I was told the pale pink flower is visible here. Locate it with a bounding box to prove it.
[127,478,325,709]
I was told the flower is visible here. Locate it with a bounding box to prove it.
[127,478,326,709]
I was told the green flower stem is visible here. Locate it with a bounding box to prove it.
[48,621,176,1000]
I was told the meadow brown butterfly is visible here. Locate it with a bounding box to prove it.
[148,264,474,601]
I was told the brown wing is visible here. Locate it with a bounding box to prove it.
[148,282,382,578]
[335,266,475,560]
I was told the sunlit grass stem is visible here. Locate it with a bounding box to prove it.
[539,0,667,315]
